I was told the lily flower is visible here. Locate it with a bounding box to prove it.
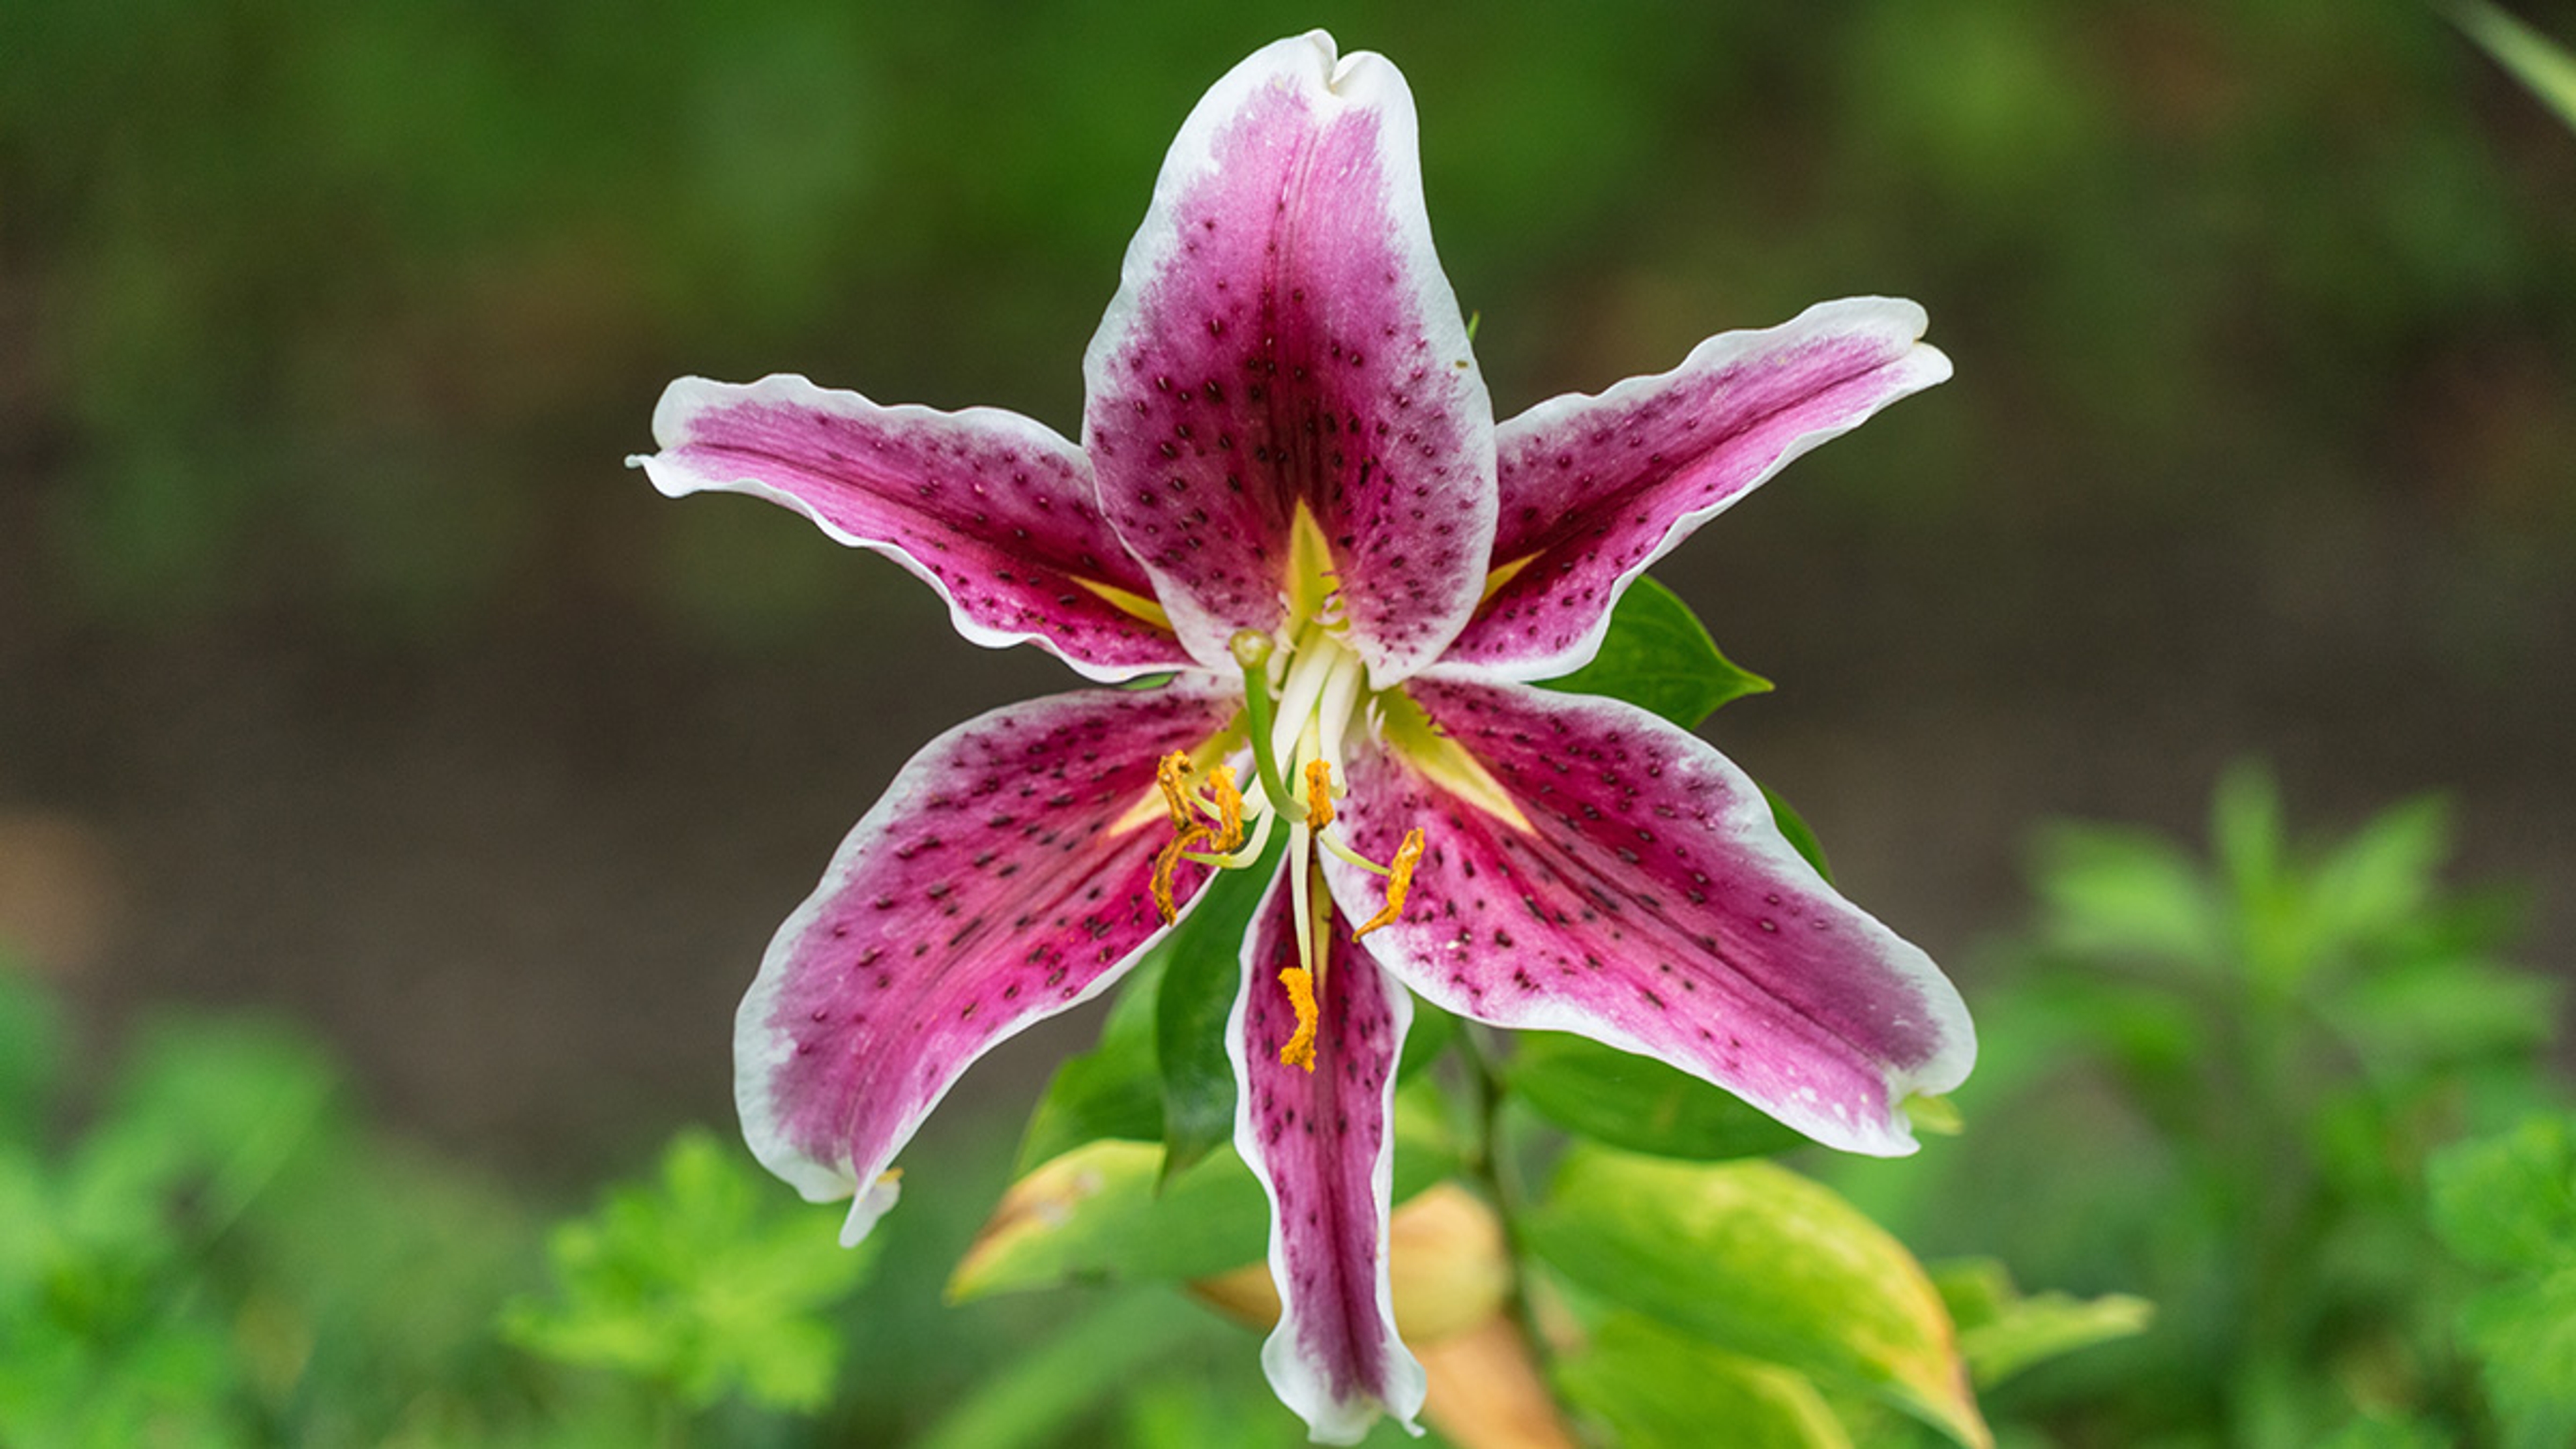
[636,31,1972,1444]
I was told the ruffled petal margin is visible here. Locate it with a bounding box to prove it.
[1229,863,1426,1443]
[1083,31,1496,686]
[637,375,1194,682]
[738,679,1240,1244]
[1330,677,1972,1155]
[1443,298,1949,679]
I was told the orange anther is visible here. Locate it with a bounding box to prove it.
[1303,758,1338,832]
[1151,822,1210,924]
[1206,764,1245,851]
[1155,751,1196,832]
[1277,966,1319,1073]
[1352,827,1427,938]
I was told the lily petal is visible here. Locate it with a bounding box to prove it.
[1444,298,1950,678]
[1331,678,1973,1155]
[638,375,1193,682]
[1084,31,1496,686]
[739,680,1240,1244]
[1230,863,1427,1442]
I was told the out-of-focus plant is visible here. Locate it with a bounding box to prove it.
[2447,1,2576,131]
[2426,1112,2576,1446]
[0,956,593,1446]
[1832,769,2561,1447]
[502,1128,877,1415]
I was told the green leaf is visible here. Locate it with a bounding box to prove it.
[501,1128,875,1413]
[2306,794,2450,949]
[1557,1312,1856,1449]
[916,1289,1212,1449]
[2428,1114,2576,1449]
[1157,838,1286,1179]
[2447,0,2576,131]
[1397,998,1457,1081]
[1506,1032,1803,1161]
[1540,576,1771,729]
[953,1084,1458,1301]
[1017,951,1169,1174]
[1762,785,1834,883]
[1929,1258,2151,1388]
[2031,824,2224,971]
[1526,1146,1988,1449]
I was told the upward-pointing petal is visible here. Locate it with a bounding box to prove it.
[737,680,1240,1243]
[1085,32,1497,686]
[638,376,1193,682]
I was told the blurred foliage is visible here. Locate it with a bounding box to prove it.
[2,0,2569,638]
[0,967,577,1446]
[2426,1112,2576,1447]
[502,1128,877,1413]
[1827,766,2565,1447]
[2449,1,2576,129]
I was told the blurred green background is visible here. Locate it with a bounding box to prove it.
[1,0,2569,1234]
[4,1,2575,1444]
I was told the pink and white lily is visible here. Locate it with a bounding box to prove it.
[637,32,1971,1444]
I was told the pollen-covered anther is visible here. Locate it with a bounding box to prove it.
[1352,827,1428,939]
[1155,750,1197,831]
[1205,764,1245,851]
[1277,965,1320,1073]
[1303,759,1338,832]
[1152,822,1212,924]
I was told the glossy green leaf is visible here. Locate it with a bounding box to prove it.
[953,1083,1457,1301]
[1540,576,1771,729]
[1016,949,1168,1174]
[1156,839,1285,1180]
[1762,784,1834,883]
[1930,1258,2151,1388]
[1557,1312,1855,1449]
[1397,998,1457,1080]
[1527,1146,1988,1448]
[1506,1031,1803,1161]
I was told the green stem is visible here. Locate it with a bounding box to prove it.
[1230,630,1295,815]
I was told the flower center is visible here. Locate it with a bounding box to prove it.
[1144,530,1427,1073]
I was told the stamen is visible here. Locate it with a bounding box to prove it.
[1205,764,1244,851]
[1189,808,1276,869]
[1318,829,1391,876]
[1276,966,1319,1073]
[1154,751,1196,832]
[1302,759,1337,831]
[1151,822,1212,924]
[1352,827,1428,938]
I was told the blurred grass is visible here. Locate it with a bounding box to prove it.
[2,0,2569,640]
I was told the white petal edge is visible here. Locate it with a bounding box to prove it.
[633,374,1177,686]
[1226,862,1428,1444]
[1441,296,1951,685]
[1079,30,1497,685]
[732,679,1238,1246]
